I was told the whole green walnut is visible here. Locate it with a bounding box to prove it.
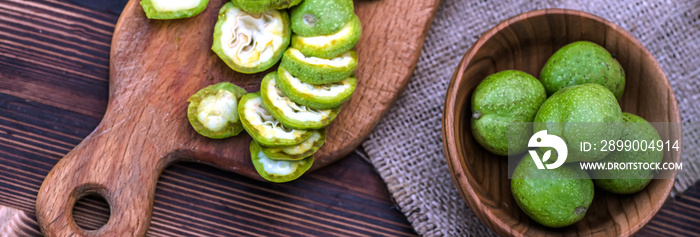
[534,83,623,163]
[471,70,547,156]
[592,113,663,194]
[540,41,625,100]
[512,154,594,228]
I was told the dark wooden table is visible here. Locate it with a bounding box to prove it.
[0,0,697,236]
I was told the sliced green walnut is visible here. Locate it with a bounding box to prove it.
[280,48,357,84]
[251,141,313,183]
[231,0,303,13]
[290,0,354,37]
[258,129,325,160]
[187,82,247,139]
[291,14,361,58]
[260,72,340,129]
[212,2,291,74]
[140,0,208,19]
[239,92,313,146]
[277,66,356,109]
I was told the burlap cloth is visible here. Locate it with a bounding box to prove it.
[361,0,700,236]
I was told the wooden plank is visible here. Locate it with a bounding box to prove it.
[5,180,700,236]
[0,91,416,234]
[0,0,114,118]
[0,85,416,236]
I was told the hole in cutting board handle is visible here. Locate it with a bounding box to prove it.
[69,185,112,233]
[72,194,111,230]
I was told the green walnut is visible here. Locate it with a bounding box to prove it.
[540,41,626,100]
[592,113,663,194]
[511,154,594,228]
[212,3,291,74]
[140,0,208,19]
[277,66,356,110]
[291,14,361,58]
[187,82,247,139]
[258,129,325,161]
[280,48,357,84]
[290,0,354,37]
[471,70,547,156]
[260,72,340,129]
[534,83,623,163]
[251,141,313,183]
[238,92,313,146]
[231,0,303,13]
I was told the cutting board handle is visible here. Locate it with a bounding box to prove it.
[35,126,170,236]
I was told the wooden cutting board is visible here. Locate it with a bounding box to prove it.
[34,0,440,236]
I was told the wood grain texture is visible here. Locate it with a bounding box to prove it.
[5,181,700,236]
[0,206,42,236]
[1,87,414,236]
[31,0,440,236]
[443,9,682,237]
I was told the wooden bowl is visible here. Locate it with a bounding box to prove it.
[442,9,681,236]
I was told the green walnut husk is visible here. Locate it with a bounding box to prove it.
[260,72,340,129]
[277,66,356,110]
[257,129,326,160]
[291,14,361,58]
[591,113,663,194]
[231,0,303,13]
[280,48,357,84]
[540,41,626,100]
[212,2,291,74]
[471,70,547,156]
[251,141,313,183]
[534,83,623,163]
[238,92,313,146]
[512,154,594,228]
[187,82,247,139]
[290,0,354,37]
[140,0,209,19]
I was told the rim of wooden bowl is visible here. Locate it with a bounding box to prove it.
[442,8,681,236]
